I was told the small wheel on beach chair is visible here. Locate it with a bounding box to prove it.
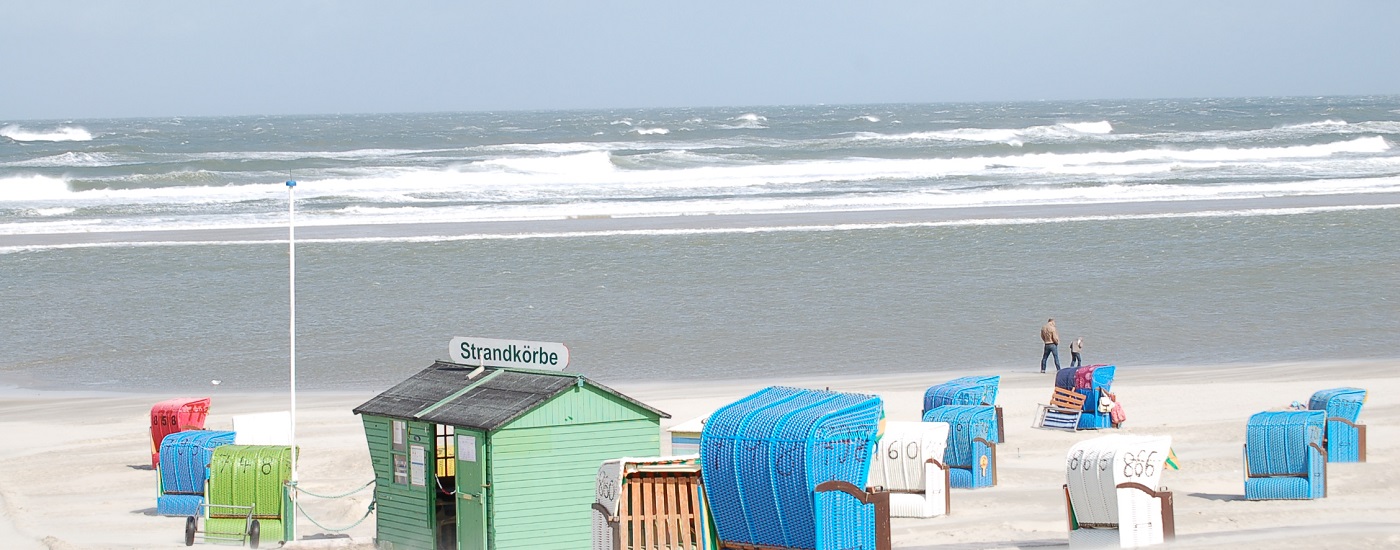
[184,516,197,546]
[247,519,260,549]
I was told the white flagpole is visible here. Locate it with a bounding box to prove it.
[286,179,299,497]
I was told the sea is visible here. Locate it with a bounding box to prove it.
[2,96,1398,393]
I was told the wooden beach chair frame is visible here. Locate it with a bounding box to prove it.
[1032,387,1087,431]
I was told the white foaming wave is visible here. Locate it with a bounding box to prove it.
[0,175,75,201]
[8,200,1397,254]
[1,125,93,142]
[5,151,130,168]
[853,115,881,123]
[719,113,769,130]
[27,207,76,216]
[851,121,1114,145]
[476,150,618,176]
[632,127,671,135]
[1061,121,1113,134]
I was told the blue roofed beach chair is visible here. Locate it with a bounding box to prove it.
[1243,410,1327,500]
[700,386,888,550]
[156,430,236,516]
[867,421,952,518]
[921,405,997,489]
[1064,434,1176,548]
[924,375,1004,443]
[1307,387,1367,463]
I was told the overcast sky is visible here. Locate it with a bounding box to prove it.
[3,1,1398,121]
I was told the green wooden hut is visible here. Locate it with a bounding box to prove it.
[354,361,669,550]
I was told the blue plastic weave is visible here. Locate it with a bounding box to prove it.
[156,494,204,517]
[1308,387,1365,422]
[1245,411,1325,476]
[700,386,881,550]
[945,375,1000,405]
[921,382,989,416]
[159,430,236,498]
[1243,410,1327,500]
[921,405,996,488]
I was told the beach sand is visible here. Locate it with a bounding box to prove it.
[1,359,1397,549]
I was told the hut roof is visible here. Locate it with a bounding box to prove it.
[353,361,668,431]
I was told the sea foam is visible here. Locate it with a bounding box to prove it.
[0,125,94,142]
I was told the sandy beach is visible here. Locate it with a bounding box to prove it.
[1,359,1396,549]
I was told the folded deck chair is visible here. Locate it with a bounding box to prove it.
[1033,387,1087,431]
[1307,387,1367,463]
[922,405,997,489]
[1064,435,1175,549]
[867,421,952,518]
[1243,410,1327,500]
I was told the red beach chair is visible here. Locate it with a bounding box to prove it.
[149,397,211,468]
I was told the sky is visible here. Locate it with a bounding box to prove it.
[3,1,1398,121]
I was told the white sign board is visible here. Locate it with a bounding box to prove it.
[449,337,570,371]
[232,411,292,445]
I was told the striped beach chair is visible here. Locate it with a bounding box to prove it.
[1064,435,1175,548]
[1243,410,1327,500]
[699,386,886,550]
[921,405,997,489]
[866,421,951,518]
[1307,387,1367,463]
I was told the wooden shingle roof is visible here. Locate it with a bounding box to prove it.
[353,361,667,431]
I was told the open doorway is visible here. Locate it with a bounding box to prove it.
[434,423,457,550]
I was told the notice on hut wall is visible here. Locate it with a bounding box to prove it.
[409,445,426,487]
[458,434,477,462]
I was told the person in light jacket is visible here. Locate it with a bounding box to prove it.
[1040,318,1061,373]
[1070,337,1084,368]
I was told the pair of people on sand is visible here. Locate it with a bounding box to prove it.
[1040,318,1084,373]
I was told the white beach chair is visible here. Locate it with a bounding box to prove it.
[866,421,952,518]
[592,456,713,550]
[1064,435,1175,548]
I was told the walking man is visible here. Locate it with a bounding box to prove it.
[1040,318,1061,373]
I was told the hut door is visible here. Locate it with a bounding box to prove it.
[455,430,489,550]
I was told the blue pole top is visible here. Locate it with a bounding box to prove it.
[286,180,297,187]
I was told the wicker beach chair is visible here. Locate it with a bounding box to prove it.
[921,405,997,489]
[699,386,886,550]
[867,421,952,518]
[156,430,235,517]
[592,456,714,550]
[1307,387,1367,463]
[924,376,1004,443]
[1243,410,1327,500]
[1063,434,1175,548]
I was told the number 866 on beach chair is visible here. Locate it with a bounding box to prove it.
[1063,435,1176,549]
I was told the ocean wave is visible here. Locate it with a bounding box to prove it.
[1,124,94,142]
[850,120,1115,145]
[4,151,132,168]
[632,127,671,135]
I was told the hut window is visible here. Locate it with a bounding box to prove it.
[393,454,409,485]
[391,420,407,452]
[435,424,455,477]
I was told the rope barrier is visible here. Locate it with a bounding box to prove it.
[293,479,376,499]
[287,479,378,532]
[295,499,376,533]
